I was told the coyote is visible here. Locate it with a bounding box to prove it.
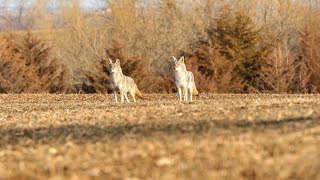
[172,56,199,101]
[109,59,143,103]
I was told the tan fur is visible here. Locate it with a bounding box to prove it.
[109,59,143,103]
[173,56,198,101]
[135,87,143,98]
[193,84,199,95]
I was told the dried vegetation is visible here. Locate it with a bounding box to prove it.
[2,0,320,93]
[0,94,319,179]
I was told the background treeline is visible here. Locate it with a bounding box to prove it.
[1,0,320,94]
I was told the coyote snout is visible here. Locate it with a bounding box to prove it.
[109,59,144,103]
[172,56,199,101]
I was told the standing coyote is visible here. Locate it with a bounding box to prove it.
[109,59,143,103]
[173,56,199,101]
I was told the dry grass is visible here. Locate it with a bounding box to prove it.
[0,94,319,179]
[2,1,320,93]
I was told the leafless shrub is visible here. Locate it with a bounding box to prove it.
[1,0,320,93]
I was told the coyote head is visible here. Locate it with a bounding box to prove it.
[172,56,186,72]
[109,59,122,74]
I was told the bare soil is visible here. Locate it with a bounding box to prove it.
[0,94,319,180]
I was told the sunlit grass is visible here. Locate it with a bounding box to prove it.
[0,94,319,179]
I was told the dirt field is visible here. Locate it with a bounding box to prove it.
[0,94,319,180]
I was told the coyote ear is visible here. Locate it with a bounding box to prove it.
[172,56,178,63]
[109,59,113,64]
[116,59,120,64]
[179,56,185,63]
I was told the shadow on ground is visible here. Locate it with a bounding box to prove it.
[1,117,319,146]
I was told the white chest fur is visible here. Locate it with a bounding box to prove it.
[174,70,190,87]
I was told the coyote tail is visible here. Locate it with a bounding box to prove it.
[193,84,199,95]
[135,86,145,99]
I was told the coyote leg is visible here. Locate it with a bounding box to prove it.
[130,91,136,103]
[114,91,118,103]
[124,93,130,103]
[178,87,182,101]
[189,87,193,102]
[184,87,188,101]
[120,91,124,103]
